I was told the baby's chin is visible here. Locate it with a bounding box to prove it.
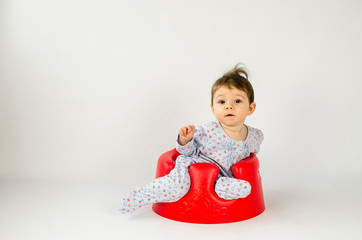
[219,119,244,127]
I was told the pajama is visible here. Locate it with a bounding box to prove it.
[119,121,264,214]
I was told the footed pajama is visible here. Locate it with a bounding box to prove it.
[120,121,263,214]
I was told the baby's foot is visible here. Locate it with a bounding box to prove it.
[215,178,251,200]
[119,188,145,214]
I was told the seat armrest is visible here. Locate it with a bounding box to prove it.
[155,148,180,178]
[232,153,260,182]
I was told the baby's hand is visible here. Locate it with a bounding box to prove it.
[178,125,195,146]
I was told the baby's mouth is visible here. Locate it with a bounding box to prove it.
[225,114,235,117]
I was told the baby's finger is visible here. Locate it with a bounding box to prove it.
[185,127,190,135]
[179,127,185,136]
[182,127,188,136]
[187,125,194,135]
[191,125,195,132]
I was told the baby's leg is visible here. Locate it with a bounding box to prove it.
[214,177,251,200]
[119,155,193,214]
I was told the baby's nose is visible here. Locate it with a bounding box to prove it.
[225,104,233,109]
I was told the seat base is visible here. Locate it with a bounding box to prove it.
[152,149,265,224]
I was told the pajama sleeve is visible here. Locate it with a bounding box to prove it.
[176,136,196,156]
[248,128,264,154]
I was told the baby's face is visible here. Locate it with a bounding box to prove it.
[211,87,255,128]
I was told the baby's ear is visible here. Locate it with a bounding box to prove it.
[248,102,256,115]
[211,104,215,114]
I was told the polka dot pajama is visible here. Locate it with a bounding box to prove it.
[119,121,264,214]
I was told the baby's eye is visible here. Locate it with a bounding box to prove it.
[235,99,242,103]
[218,100,225,104]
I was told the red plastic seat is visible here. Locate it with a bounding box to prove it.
[152,149,265,224]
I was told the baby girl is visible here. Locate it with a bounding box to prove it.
[119,64,264,214]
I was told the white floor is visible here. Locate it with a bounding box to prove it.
[1,177,361,240]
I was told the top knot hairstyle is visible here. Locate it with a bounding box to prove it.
[211,63,255,105]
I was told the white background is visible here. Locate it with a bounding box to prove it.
[1,0,362,239]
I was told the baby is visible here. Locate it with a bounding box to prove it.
[119,64,264,214]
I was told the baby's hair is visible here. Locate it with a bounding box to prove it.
[211,63,254,105]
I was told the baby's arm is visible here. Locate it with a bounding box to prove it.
[176,125,196,156]
[249,128,264,154]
